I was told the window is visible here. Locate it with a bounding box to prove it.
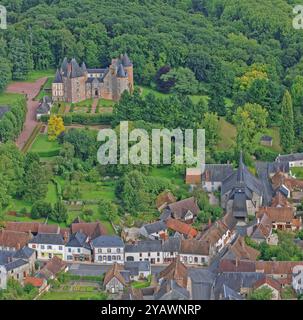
[47,245,52,250]
[157,258,160,262]
[139,253,142,257]
[41,245,45,250]
[98,256,102,261]
[117,255,121,260]
[103,256,106,261]
[157,252,160,256]
[112,256,116,260]
[98,248,102,254]
[194,257,198,263]
[59,246,63,251]
[117,248,121,253]
[77,248,80,253]
[107,248,111,253]
[68,248,71,253]
[32,245,36,249]
[67,256,73,260]
[148,252,151,257]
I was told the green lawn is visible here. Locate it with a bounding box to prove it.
[10,69,55,83]
[189,95,210,105]
[40,291,107,300]
[256,127,282,153]
[290,167,303,179]
[98,98,115,108]
[217,117,237,151]
[0,92,24,106]
[35,76,54,101]
[150,166,183,186]
[139,86,171,99]
[72,98,93,107]
[30,134,61,157]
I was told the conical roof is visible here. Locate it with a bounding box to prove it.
[53,69,63,83]
[61,57,68,75]
[117,63,127,78]
[122,53,132,67]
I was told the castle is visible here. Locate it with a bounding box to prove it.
[52,53,134,103]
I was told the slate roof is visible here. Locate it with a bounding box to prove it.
[29,233,64,245]
[162,237,181,252]
[154,279,190,300]
[0,106,10,119]
[202,164,234,182]
[53,69,63,83]
[250,214,272,240]
[70,58,84,78]
[124,261,151,276]
[13,246,35,259]
[276,153,303,163]
[221,153,263,198]
[213,272,265,299]
[222,284,244,300]
[5,259,28,271]
[125,240,162,253]
[117,63,127,78]
[66,232,90,250]
[261,135,273,142]
[121,53,132,67]
[232,192,248,218]
[189,269,216,300]
[92,235,124,248]
[142,221,167,235]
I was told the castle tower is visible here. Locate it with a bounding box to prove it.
[52,69,64,102]
[121,53,134,92]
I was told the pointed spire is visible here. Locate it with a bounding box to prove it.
[81,62,87,72]
[122,53,132,67]
[53,69,63,83]
[237,151,244,183]
[117,63,127,78]
[60,57,68,73]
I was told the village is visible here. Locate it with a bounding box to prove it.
[1,149,303,300]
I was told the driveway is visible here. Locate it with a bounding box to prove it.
[6,77,47,150]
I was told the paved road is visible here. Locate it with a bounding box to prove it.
[6,77,47,150]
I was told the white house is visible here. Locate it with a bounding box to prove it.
[92,235,124,264]
[124,261,151,281]
[162,237,181,263]
[36,96,53,120]
[64,232,92,262]
[179,239,210,266]
[125,240,163,265]
[276,153,303,168]
[28,233,65,260]
[292,265,303,294]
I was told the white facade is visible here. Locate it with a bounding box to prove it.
[202,181,222,192]
[64,246,91,262]
[292,265,303,293]
[0,265,7,289]
[125,251,163,265]
[28,243,64,260]
[93,246,124,264]
[179,253,209,266]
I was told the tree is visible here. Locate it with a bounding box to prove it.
[22,154,49,202]
[48,115,65,141]
[280,90,295,153]
[98,199,118,221]
[31,201,52,219]
[0,57,11,92]
[155,65,174,93]
[202,112,220,151]
[248,287,273,300]
[51,202,68,223]
[9,38,33,80]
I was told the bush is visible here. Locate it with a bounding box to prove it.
[40,113,113,125]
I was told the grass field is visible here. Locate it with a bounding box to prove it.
[150,166,184,186]
[98,98,115,108]
[217,117,237,151]
[256,127,282,153]
[40,291,107,300]
[12,70,55,83]
[30,134,61,157]
[0,92,24,106]
[35,76,54,101]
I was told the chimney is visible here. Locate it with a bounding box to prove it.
[17,243,21,250]
[235,258,239,268]
[63,232,69,243]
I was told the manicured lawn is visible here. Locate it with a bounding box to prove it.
[290,167,303,179]
[30,134,61,157]
[139,86,171,99]
[131,280,151,289]
[98,98,115,108]
[72,99,93,107]
[217,117,237,151]
[45,182,59,204]
[0,92,24,105]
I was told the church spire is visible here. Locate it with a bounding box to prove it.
[237,151,244,183]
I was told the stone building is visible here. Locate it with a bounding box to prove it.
[52,53,134,103]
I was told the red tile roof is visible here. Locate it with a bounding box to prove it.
[257,207,295,223]
[166,218,198,238]
[156,191,176,210]
[104,263,127,287]
[159,257,188,288]
[24,277,45,288]
[219,258,256,273]
[40,256,67,277]
[0,229,31,249]
[254,276,282,292]
[5,222,40,233]
[71,222,107,239]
